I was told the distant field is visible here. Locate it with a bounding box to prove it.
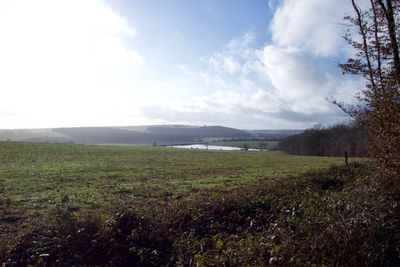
[0,129,70,141]
[210,140,279,149]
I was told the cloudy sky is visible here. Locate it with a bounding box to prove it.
[0,0,365,129]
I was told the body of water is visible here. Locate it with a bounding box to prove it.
[169,144,260,151]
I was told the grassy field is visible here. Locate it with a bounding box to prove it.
[0,141,363,263]
[0,141,351,214]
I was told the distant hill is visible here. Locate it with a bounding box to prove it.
[0,125,251,145]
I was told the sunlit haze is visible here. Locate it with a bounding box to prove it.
[0,0,364,129]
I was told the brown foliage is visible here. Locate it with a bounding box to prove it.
[338,0,400,178]
[279,124,368,157]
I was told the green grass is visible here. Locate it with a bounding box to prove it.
[0,141,357,217]
[5,141,394,266]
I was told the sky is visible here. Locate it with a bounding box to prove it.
[0,0,366,130]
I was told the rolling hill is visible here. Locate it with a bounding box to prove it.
[0,125,251,145]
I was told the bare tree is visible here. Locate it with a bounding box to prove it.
[338,0,400,178]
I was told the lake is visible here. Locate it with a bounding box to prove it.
[169,144,260,151]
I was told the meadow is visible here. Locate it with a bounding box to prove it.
[0,141,347,216]
[3,141,392,266]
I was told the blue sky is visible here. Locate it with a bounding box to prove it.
[111,0,272,84]
[114,0,271,50]
[0,0,365,129]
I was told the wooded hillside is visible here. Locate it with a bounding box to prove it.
[279,124,367,157]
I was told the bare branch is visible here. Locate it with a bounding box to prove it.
[352,0,376,88]
[370,0,384,87]
[378,0,400,85]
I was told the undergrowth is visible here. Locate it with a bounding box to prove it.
[2,162,399,266]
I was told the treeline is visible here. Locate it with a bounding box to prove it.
[279,124,368,157]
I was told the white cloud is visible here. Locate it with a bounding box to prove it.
[256,0,365,117]
[140,85,337,129]
[0,0,144,128]
[209,55,241,74]
[270,0,352,57]
[208,32,257,75]
[141,0,363,129]
[268,0,278,10]
[259,45,361,113]
[0,0,364,130]
[227,32,255,53]
[261,46,329,112]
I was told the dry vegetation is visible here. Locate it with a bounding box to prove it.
[2,154,399,266]
[0,142,399,266]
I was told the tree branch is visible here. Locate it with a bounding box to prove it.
[378,0,400,85]
[352,0,376,88]
[370,0,384,87]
